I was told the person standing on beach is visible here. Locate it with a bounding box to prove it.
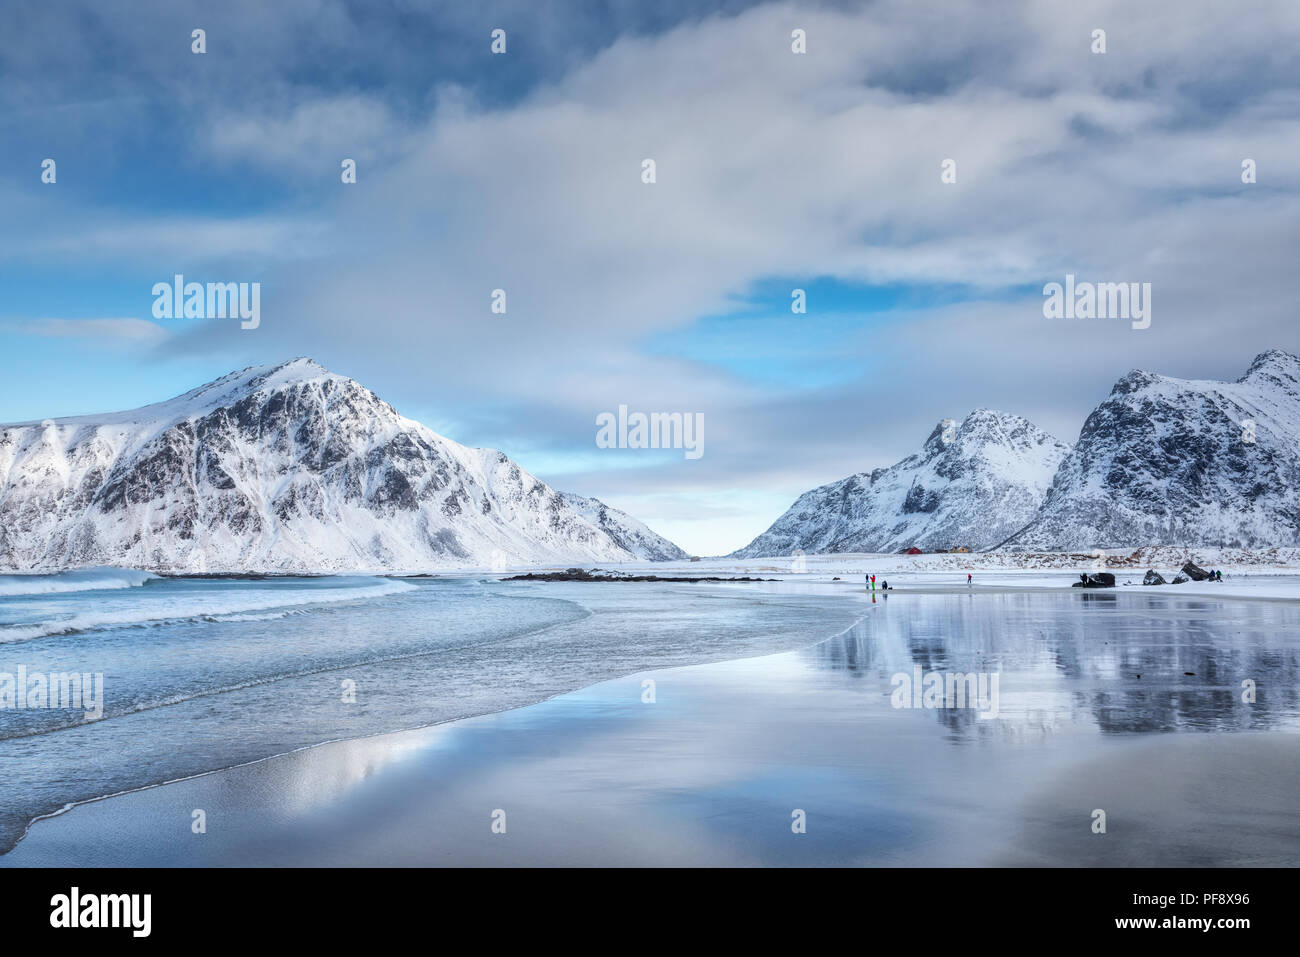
[967,573,972,586]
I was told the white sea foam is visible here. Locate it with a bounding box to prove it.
[0,578,417,644]
[0,566,158,597]
[206,609,312,623]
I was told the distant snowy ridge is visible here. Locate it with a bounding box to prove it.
[0,358,685,572]
[731,409,1070,558]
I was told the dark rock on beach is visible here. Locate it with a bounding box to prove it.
[1072,572,1116,588]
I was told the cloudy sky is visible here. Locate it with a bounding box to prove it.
[2,0,1298,554]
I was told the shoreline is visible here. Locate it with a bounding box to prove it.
[5,543,1300,581]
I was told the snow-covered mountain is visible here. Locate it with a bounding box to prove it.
[0,358,685,572]
[731,409,1071,558]
[1004,350,1300,550]
[559,492,688,561]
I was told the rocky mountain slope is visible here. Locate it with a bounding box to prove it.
[559,492,688,562]
[0,359,685,572]
[1003,350,1300,549]
[731,409,1071,558]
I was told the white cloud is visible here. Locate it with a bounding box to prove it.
[19,318,171,348]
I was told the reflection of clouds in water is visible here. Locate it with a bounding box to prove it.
[208,733,434,817]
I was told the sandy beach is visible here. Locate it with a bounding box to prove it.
[6,578,1299,867]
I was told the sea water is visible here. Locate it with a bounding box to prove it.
[0,568,865,853]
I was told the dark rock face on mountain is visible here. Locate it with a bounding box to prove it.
[0,359,685,572]
[730,410,1070,558]
[1005,351,1300,550]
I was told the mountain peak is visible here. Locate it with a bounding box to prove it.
[921,408,1059,457]
[961,408,1031,431]
[243,356,335,386]
[138,358,351,427]
[268,356,326,375]
[246,356,342,390]
[1110,368,1162,396]
[1240,349,1300,385]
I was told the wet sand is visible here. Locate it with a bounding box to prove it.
[6,590,1299,867]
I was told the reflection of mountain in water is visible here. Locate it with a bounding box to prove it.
[805,593,1300,737]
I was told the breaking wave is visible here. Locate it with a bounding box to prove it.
[0,578,417,644]
[0,566,158,597]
